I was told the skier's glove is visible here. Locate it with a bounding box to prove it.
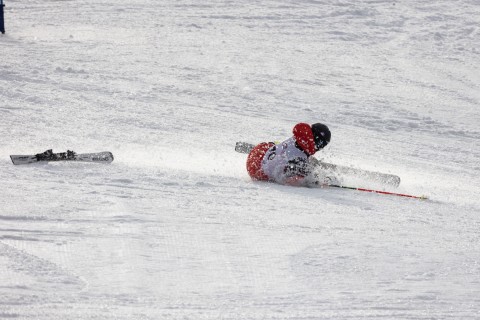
[284,157,312,177]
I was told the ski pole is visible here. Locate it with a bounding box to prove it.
[328,184,428,200]
[0,0,5,34]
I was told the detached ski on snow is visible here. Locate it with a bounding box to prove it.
[235,141,401,187]
[10,149,114,165]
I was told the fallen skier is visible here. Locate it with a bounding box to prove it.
[246,122,333,187]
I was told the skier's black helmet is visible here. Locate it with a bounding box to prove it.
[311,123,331,150]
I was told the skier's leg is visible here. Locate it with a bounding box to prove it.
[246,142,275,181]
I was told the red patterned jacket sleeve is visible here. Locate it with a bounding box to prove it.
[292,123,316,156]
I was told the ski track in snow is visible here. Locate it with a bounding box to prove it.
[1,0,480,319]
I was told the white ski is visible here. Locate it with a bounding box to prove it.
[10,150,114,165]
[235,141,401,187]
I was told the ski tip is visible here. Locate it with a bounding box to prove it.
[10,154,38,165]
[106,152,114,162]
[235,141,255,154]
[95,151,114,163]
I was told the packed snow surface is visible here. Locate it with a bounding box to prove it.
[1,0,479,319]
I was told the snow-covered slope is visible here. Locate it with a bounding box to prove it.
[1,0,479,319]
